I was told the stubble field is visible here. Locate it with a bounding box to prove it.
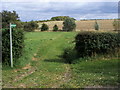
[37,19,115,31]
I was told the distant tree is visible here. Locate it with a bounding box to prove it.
[1,10,22,28]
[94,21,99,30]
[24,21,39,32]
[51,16,76,21]
[41,23,49,31]
[62,17,76,31]
[53,24,58,31]
[113,19,120,31]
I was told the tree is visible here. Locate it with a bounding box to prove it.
[113,19,120,31]
[94,21,99,30]
[62,17,76,31]
[53,24,58,31]
[41,23,49,31]
[51,16,76,21]
[24,21,39,32]
[1,10,21,28]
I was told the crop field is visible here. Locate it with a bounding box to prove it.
[2,32,119,88]
[37,19,115,31]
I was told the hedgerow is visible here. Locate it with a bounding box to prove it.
[2,28,24,66]
[75,31,120,57]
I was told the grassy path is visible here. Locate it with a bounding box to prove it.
[2,32,77,88]
[2,32,119,88]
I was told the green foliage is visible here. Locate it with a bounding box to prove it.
[1,10,21,29]
[41,23,49,31]
[62,47,78,64]
[53,24,58,31]
[113,19,120,31]
[75,32,120,57]
[24,21,39,32]
[94,21,99,30]
[63,17,76,31]
[2,29,24,66]
[51,16,76,21]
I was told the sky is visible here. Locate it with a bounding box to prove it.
[1,0,119,21]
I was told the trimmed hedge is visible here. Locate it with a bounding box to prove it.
[2,28,24,66]
[75,32,120,57]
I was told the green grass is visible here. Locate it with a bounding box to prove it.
[68,58,119,88]
[2,32,77,88]
[2,32,119,88]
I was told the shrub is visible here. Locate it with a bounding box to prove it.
[41,23,49,31]
[113,19,120,31]
[24,21,38,32]
[62,17,76,31]
[94,21,99,30]
[53,24,58,31]
[62,47,78,64]
[2,28,24,66]
[75,32,120,57]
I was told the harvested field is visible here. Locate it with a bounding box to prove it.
[37,19,115,31]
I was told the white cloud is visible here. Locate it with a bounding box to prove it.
[1,2,118,21]
[79,13,117,20]
[1,0,119,2]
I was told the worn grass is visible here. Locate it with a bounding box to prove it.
[2,32,119,88]
[2,32,77,88]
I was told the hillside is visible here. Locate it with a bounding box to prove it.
[37,19,115,31]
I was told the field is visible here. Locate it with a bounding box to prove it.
[2,32,119,88]
[37,19,115,31]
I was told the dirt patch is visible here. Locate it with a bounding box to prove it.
[34,53,37,56]
[13,69,20,72]
[52,64,71,88]
[19,83,26,88]
[13,67,36,82]
[22,63,31,70]
[32,57,38,61]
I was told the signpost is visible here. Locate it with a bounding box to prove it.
[10,23,16,68]
[11,24,16,27]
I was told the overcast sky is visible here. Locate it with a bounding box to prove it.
[1,0,119,21]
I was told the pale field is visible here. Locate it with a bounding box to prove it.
[36,19,115,31]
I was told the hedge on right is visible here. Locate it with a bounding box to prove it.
[75,32,120,57]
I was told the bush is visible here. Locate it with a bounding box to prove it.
[24,21,38,32]
[113,19,120,31]
[2,28,24,66]
[75,32,120,57]
[41,23,49,31]
[62,17,76,31]
[53,24,58,31]
[62,47,78,64]
[94,21,99,30]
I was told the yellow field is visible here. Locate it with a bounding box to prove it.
[37,19,115,31]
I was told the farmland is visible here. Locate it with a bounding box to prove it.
[2,32,119,88]
[37,19,115,31]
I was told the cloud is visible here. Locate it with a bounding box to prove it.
[1,2,118,21]
[1,0,119,2]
